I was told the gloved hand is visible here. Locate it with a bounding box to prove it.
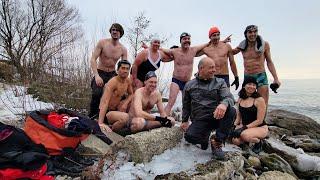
[231,76,239,90]
[270,83,279,93]
[231,125,247,138]
[155,116,172,127]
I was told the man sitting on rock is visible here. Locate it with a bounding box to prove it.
[106,71,175,134]
[98,60,134,133]
[180,57,236,160]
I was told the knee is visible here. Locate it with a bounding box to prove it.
[130,117,145,133]
[240,131,252,142]
[184,131,202,145]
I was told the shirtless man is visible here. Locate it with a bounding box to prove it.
[106,71,175,133]
[233,25,281,105]
[89,23,128,118]
[198,26,239,89]
[162,32,209,115]
[98,60,133,132]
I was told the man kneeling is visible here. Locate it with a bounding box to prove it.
[107,71,175,133]
[180,57,236,160]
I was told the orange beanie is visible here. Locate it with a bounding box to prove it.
[208,26,220,38]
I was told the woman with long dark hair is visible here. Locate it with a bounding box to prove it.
[231,76,268,153]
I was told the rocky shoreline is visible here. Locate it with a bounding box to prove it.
[94,109,320,180]
[1,103,320,179]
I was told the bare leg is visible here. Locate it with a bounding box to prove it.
[130,118,161,133]
[106,111,129,131]
[240,125,269,143]
[165,82,180,116]
[258,86,269,105]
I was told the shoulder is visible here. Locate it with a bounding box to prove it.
[97,39,107,47]
[255,97,265,106]
[137,49,148,57]
[107,77,117,86]
[121,44,127,52]
[223,42,232,49]
[125,77,132,84]
[264,41,270,49]
[185,78,197,89]
[155,90,162,98]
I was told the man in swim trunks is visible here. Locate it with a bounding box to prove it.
[89,23,128,118]
[197,26,239,89]
[106,71,175,133]
[161,32,209,115]
[233,25,281,105]
[98,60,133,132]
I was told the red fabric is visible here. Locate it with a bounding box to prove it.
[208,26,220,38]
[47,112,67,128]
[0,164,53,180]
[24,116,88,155]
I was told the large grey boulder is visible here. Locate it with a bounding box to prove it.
[81,132,125,155]
[281,135,320,152]
[266,109,320,139]
[124,127,183,163]
[258,171,297,180]
[260,153,297,178]
[264,137,320,178]
[268,126,293,139]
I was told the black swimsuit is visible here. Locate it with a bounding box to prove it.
[137,50,162,82]
[239,99,266,127]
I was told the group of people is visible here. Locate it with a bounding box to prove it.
[88,23,281,160]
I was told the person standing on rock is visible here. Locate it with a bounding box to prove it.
[131,37,172,90]
[231,76,268,153]
[197,26,239,89]
[97,60,133,133]
[161,32,210,116]
[89,23,128,119]
[232,25,281,105]
[106,71,175,134]
[181,57,236,160]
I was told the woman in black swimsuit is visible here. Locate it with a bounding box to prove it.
[131,38,171,90]
[231,76,268,153]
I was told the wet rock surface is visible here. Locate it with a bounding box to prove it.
[266,109,320,139]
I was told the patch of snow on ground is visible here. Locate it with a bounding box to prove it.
[0,83,53,122]
[102,139,241,180]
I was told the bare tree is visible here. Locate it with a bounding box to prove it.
[126,11,168,58]
[0,0,40,79]
[0,0,82,81]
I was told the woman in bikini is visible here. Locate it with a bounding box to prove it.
[231,76,268,153]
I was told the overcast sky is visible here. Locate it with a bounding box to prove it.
[67,0,320,80]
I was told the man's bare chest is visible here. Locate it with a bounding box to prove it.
[101,45,122,59]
